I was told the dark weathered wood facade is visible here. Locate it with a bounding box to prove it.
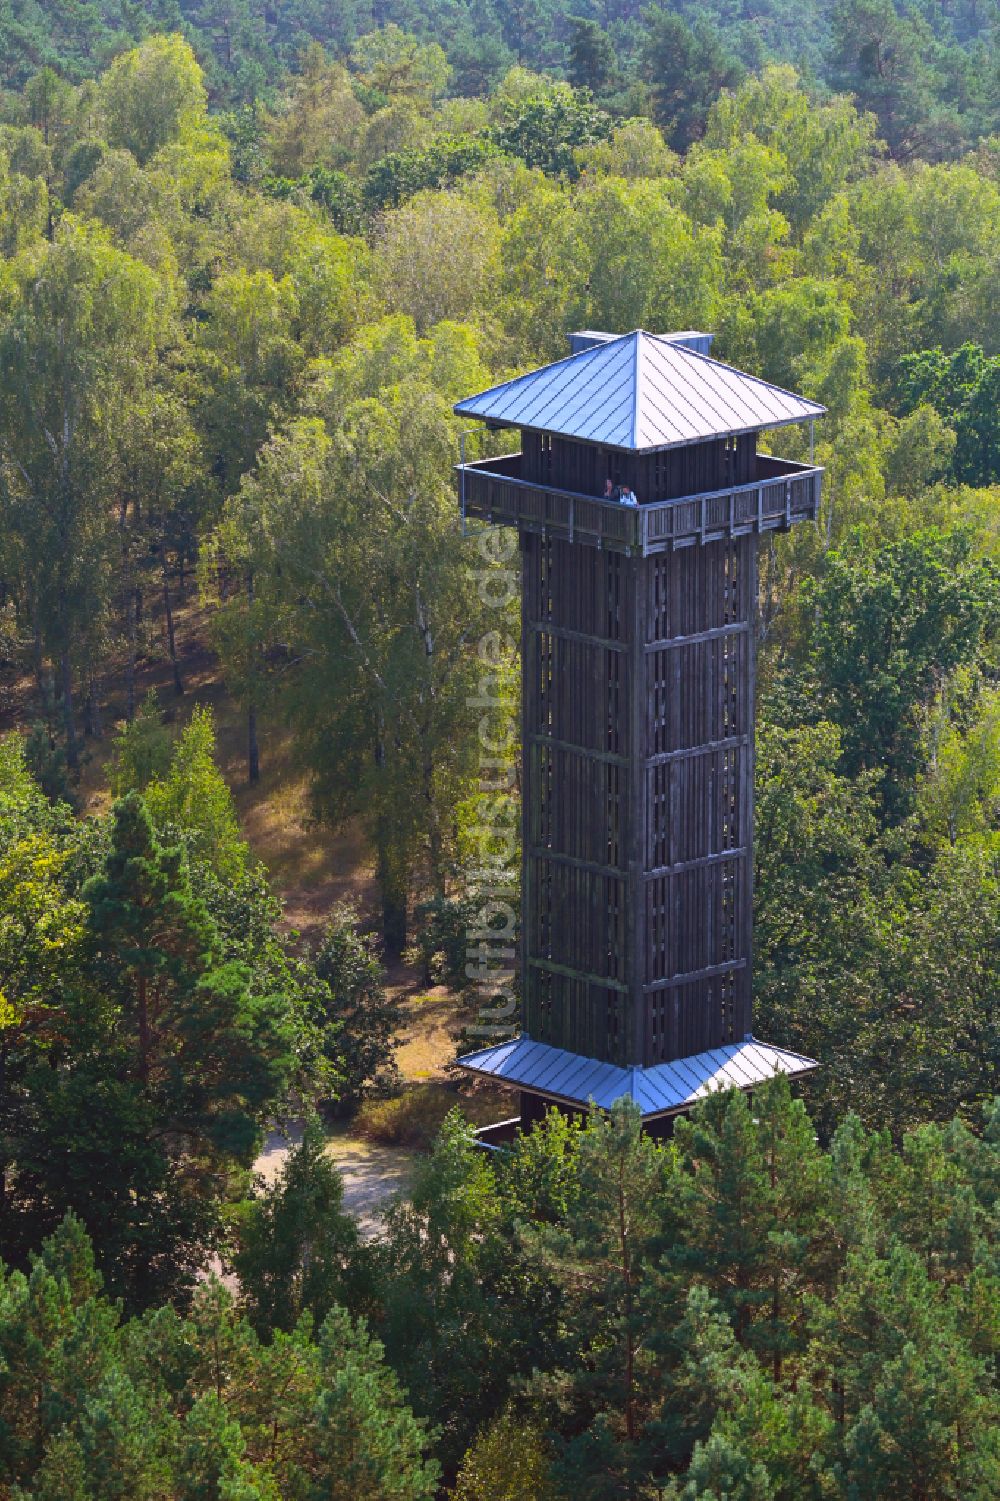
[521,525,756,1067]
[520,430,757,501]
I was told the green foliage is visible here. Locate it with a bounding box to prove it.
[206,323,501,951]
[144,707,248,883]
[233,1119,363,1337]
[642,9,744,152]
[830,0,966,161]
[896,344,1000,486]
[0,790,299,1309]
[312,904,401,1109]
[356,1084,472,1148]
[567,18,616,96]
[0,730,69,837]
[0,29,998,1498]
[454,1410,562,1500]
[2,1054,998,1498]
[109,691,173,796]
[22,721,74,807]
[363,1086,997,1497]
[0,215,162,765]
[100,33,209,166]
[411,890,480,986]
[802,526,1000,809]
[0,1216,438,1498]
[363,133,501,210]
[491,83,612,177]
[754,709,1000,1137]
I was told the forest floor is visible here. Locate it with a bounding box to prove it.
[0,580,514,1231]
[0,582,381,942]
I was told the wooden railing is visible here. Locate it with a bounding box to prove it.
[458,455,823,555]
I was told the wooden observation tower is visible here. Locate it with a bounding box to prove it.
[454,331,822,1130]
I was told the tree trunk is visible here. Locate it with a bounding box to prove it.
[618,1164,637,1442]
[373,725,406,956]
[246,568,260,782]
[125,586,137,722]
[31,615,44,697]
[84,674,103,739]
[424,755,447,898]
[381,878,407,960]
[248,703,260,785]
[60,647,78,770]
[163,567,184,695]
[377,838,407,959]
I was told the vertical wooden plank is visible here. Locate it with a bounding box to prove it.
[740,534,758,1041]
[629,551,647,1063]
[521,533,535,1038]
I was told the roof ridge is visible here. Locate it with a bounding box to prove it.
[453,330,637,422]
[631,331,642,448]
[646,332,827,413]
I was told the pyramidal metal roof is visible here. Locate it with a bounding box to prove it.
[454,331,826,453]
[455,1034,818,1120]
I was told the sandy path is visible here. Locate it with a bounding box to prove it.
[254,1120,419,1239]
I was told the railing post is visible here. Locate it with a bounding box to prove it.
[785,481,791,528]
[756,486,763,533]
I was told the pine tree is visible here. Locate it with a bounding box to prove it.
[660,1089,773,1345]
[375,1111,510,1471]
[233,1119,363,1338]
[9,794,296,1307]
[309,1306,440,1500]
[84,792,292,1159]
[313,904,401,1110]
[521,1101,671,1499]
[751,1076,835,1377]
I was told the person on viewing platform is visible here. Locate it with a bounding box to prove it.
[604,477,616,499]
[619,484,638,506]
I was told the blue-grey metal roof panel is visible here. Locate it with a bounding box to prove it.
[455,1035,818,1118]
[454,331,826,452]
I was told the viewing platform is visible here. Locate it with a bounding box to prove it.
[458,451,823,556]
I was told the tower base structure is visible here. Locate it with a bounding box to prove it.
[456,1034,818,1137]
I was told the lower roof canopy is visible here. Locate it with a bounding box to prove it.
[455,1034,818,1121]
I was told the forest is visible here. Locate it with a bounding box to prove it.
[0,4,997,1497]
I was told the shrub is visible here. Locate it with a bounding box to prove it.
[314,904,402,1112]
[356,1083,511,1148]
[23,720,75,806]
[108,689,172,795]
[356,1085,462,1149]
[411,891,480,987]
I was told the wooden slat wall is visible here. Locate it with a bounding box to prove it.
[640,534,756,1062]
[522,533,635,1062]
[521,527,758,1068]
[518,432,756,504]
